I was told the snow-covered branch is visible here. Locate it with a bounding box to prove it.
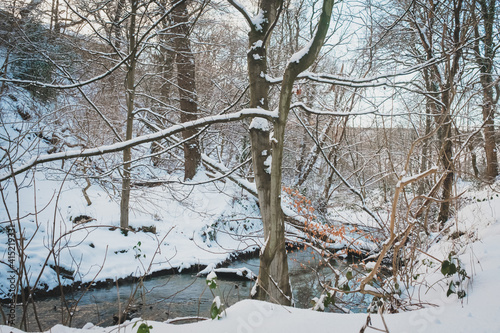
[266,57,441,87]
[227,0,253,29]
[291,102,378,116]
[0,109,278,182]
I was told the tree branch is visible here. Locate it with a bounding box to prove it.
[0,109,278,182]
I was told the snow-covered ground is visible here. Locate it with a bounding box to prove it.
[1,180,499,332]
[0,82,264,296]
[0,171,263,295]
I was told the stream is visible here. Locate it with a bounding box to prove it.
[3,250,373,330]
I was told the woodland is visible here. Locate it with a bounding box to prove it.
[0,0,499,331]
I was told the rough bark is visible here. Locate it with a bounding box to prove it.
[171,0,201,180]
[244,0,287,304]
[247,0,335,305]
[473,0,498,182]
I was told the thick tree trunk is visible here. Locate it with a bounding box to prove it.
[474,0,498,183]
[244,0,291,304]
[171,0,201,180]
[482,95,498,181]
[249,0,334,305]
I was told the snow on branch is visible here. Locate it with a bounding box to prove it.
[227,0,253,28]
[0,109,278,182]
[291,102,378,117]
[266,57,442,87]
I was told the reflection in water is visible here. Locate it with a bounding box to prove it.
[2,250,372,330]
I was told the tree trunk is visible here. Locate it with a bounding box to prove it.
[247,0,335,305]
[437,0,464,226]
[171,0,201,180]
[474,0,498,182]
[437,114,453,225]
[244,0,288,304]
[119,0,138,229]
[112,0,126,49]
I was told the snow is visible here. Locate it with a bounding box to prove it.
[0,108,279,182]
[251,40,263,49]
[0,169,263,297]
[2,81,500,333]
[249,117,271,131]
[263,155,272,174]
[198,266,256,281]
[289,40,313,64]
[213,296,221,309]
[251,10,265,32]
[1,183,500,332]
[206,270,217,281]
[364,261,376,270]
[197,263,216,276]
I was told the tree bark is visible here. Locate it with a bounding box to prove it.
[120,0,138,229]
[245,0,335,305]
[413,0,465,227]
[436,0,465,226]
[244,0,286,304]
[473,0,498,182]
[171,0,201,180]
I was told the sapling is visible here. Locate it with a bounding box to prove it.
[206,271,224,319]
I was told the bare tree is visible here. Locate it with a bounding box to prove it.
[170,0,201,180]
[472,0,499,182]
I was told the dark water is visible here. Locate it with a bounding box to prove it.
[2,250,372,330]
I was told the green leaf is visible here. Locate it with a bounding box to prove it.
[210,302,221,320]
[446,282,455,297]
[324,294,334,307]
[441,260,457,276]
[448,263,457,275]
[136,323,153,333]
[346,270,353,280]
[206,279,217,290]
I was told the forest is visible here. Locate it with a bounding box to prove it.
[0,0,499,332]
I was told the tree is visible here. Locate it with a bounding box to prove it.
[405,0,469,226]
[170,0,202,180]
[229,0,335,305]
[472,0,499,182]
[119,0,139,229]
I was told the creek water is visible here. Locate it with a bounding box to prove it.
[3,250,372,330]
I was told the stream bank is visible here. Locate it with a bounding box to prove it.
[2,249,373,330]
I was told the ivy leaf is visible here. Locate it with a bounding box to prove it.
[136,323,153,333]
[441,260,457,276]
[210,302,221,320]
[446,281,455,297]
[206,279,217,290]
